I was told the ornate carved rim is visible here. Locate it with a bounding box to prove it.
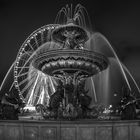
[32,49,109,77]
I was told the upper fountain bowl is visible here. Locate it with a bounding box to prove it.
[52,23,89,46]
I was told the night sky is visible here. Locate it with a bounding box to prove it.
[0,0,140,86]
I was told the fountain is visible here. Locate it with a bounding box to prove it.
[0,4,139,121]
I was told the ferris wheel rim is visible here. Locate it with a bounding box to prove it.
[14,24,60,100]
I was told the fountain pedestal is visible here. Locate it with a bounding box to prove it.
[0,120,140,140]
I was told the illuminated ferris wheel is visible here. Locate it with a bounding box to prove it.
[14,24,59,106]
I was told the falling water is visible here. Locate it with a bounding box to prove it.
[90,77,97,102]
[89,32,132,92]
[55,4,92,30]
[0,61,15,92]
[99,67,110,105]
[92,67,110,105]
[122,63,140,94]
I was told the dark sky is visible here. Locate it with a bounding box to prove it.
[0,0,140,85]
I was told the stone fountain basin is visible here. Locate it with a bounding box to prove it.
[32,49,109,77]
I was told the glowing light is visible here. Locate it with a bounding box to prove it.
[25,67,54,107]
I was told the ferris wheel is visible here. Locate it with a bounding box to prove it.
[14,24,59,106]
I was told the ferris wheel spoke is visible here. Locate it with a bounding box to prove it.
[32,83,41,102]
[27,42,35,51]
[48,76,55,93]
[22,50,32,57]
[16,54,34,77]
[41,31,44,44]
[18,77,29,87]
[34,35,39,48]
[28,73,38,83]
[17,71,29,78]
[16,66,30,69]
[20,79,35,95]
[9,82,15,92]
[51,77,58,86]
[26,73,40,105]
[17,56,28,62]
[17,70,41,96]
[29,39,38,50]
[18,51,33,61]
[29,72,38,79]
